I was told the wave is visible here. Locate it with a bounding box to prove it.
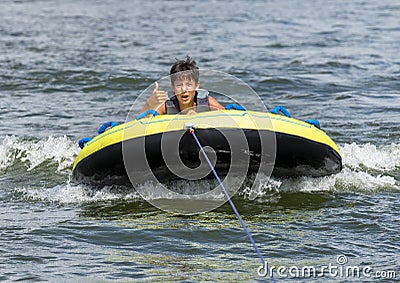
[246,143,400,197]
[2,136,398,175]
[0,135,79,173]
[13,183,141,204]
[1,136,399,205]
[13,167,398,206]
[340,142,400,171]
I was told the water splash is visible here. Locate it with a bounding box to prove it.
[341,142,400,171]
[239,143,400,196]
[3,139,400,206]
[0,135,79,172]
[13,182,141,204]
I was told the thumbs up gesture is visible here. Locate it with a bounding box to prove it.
[146,82,167,109]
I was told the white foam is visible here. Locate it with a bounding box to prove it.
[274,168,398,194]
[0,135,80,173]
[15,182,141,204]
[5,140,400,205]
[12,170,399,206]
[241,175,282,201]
[340,142,400,171]
[0,135,18,170]
[237,142,400,195]
[334,168,398,192]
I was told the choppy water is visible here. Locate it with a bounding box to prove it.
[1,0,399,282]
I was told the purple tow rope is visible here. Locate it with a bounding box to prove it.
[189,128,276,282]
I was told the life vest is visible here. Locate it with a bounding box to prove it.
[165,89,210,114]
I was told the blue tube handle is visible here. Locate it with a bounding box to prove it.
[136,110,159,120]
[98,121,119,134]
[78,137,93,149]
[270,106,292,118]
[304,119,321,129]
[225,104,246,111]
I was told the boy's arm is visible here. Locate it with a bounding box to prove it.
[208,96,225,110]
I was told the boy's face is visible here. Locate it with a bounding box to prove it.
[171,77,200,107]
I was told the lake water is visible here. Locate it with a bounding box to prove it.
[0,0,399,282]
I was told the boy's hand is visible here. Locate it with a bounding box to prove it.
[146,82,167,109]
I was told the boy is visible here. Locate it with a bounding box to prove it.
[140,56,224,115]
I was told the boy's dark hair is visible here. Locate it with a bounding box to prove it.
[170,55,199,83]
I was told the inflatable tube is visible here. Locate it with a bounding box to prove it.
[72,110,342,186]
